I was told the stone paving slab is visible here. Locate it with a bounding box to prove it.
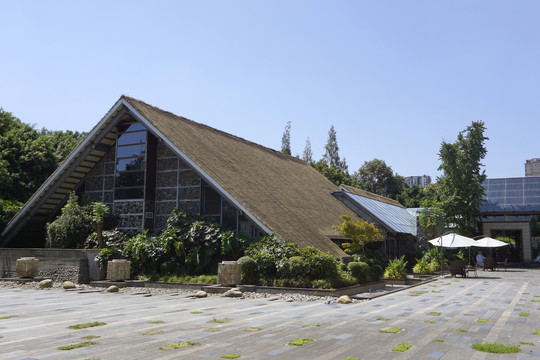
[0,268,539,359]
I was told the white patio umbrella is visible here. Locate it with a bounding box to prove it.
[474,237,510,248]
[428,233,477,248]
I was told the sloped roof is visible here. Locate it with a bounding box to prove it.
[3,96,355,257]
[334,185,417,236]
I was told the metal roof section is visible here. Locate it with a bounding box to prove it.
[481,177,540,213]
[334,188,417,236]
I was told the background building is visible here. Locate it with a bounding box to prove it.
[525,158,540,177]
[405,175,432,188]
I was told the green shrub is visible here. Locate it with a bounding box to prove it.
[85,229,129,249]
[237,256,258,284]
[278,256,305,279]
[46,192,94,248]
[95,247,124,271]
[348,261,371,283]
[370,264,384,280]
[298,246,339,280]
[413,257,431,274]
[246,236,300,279]
[0,199,21,234]
[384,256,408,279]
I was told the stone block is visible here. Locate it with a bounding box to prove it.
[218,261,242,286]
[16,257,39,278]
[106,259,131,281]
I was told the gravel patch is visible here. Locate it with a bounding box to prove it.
[0,280,366,303]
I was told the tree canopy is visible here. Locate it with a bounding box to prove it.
[323,125,347,172]
[0,108,84,203]
[353,158,406,199]
[437,121,488,236]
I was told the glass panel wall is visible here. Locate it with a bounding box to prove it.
[115,121,147,200]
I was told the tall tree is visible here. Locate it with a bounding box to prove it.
[302,137,313,163]
[437,121,488,236]
[353,159,405,199]
[281,121,291,155]
[323,125,347,171]
[0,108,85,202]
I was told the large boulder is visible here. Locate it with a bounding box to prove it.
[194,290,208,298]
[62,281,76,289]
[337,295,352,304]
[38,279,53,288]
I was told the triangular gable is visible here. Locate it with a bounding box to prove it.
[3,96,354,257]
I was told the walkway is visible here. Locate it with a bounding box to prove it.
[0,268,539,359]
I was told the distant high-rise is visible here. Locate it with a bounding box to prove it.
[525,158,540,177]
[405,175,432,188]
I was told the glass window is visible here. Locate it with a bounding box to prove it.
[117,122,145,133]
[117,144,146,158]
[115,188,144,200]
[115,172,145,187]
[117,158,145,172]
[204,186,221,215]
[118,131,146,146]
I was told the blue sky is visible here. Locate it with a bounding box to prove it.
[2,1,539,180]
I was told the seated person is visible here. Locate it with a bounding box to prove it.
[476,251,486,268]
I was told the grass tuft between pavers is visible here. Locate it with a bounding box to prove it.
[472,343,520,353]
[58,341,97,350]
[428,312,441,316]
[534,330,540,335]
[433,339,444,342]
[159,341,200,350]
[520,312,530,317]
[288,338,314,346]
[520,342,534,346]
[68,322,106,330]
[148,320,165,324]
[477,319,488,323]
[208,317,232,324]
[244,327,262,332]
[380,327,402,334]
[0,315,19,320]
[221,354,241,359]
[392,343,412,352]
[456,329,468,332]
[343,357,360,360]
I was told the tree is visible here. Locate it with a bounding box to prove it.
[281,121,291,155]
[91,202,110,248]
[323,125,347,171]
[419,198,445,239]
[396,183,440,208]
[311,159,356,186]
[353,159,406,199]
[0,108,84,202]
[302,137,313,163]
[437,121,488,236]
[334,215,383,254]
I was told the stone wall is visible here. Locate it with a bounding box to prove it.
[0,249,101,283]
[83,150,115,207]
[154,142,201,229]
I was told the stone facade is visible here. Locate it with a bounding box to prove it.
[154,142,201,230]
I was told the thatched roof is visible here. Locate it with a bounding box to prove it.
[4,96,357,257]
[124,97,354,257]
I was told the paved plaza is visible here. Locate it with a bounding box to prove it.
[1,268,539,360]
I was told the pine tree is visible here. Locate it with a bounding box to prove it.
[281,121,291,155]
[323,125,347,171]
[302,137,313,163]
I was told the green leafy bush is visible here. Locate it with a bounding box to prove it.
[237,256,258,284]
[0,199,21,234]
[384,256,408,279]
[348,261,371,283]
[46,192,94,248]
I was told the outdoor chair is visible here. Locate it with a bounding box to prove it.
[484,256,495,271]
[496,258,508,271]
[450,260,467,277]
[466,263,478,277]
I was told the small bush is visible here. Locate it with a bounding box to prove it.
[384,256,408,279]
[348,261,371,283]
[471,343,520,353]
[237,256,258,285]
[46,192,94,248]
